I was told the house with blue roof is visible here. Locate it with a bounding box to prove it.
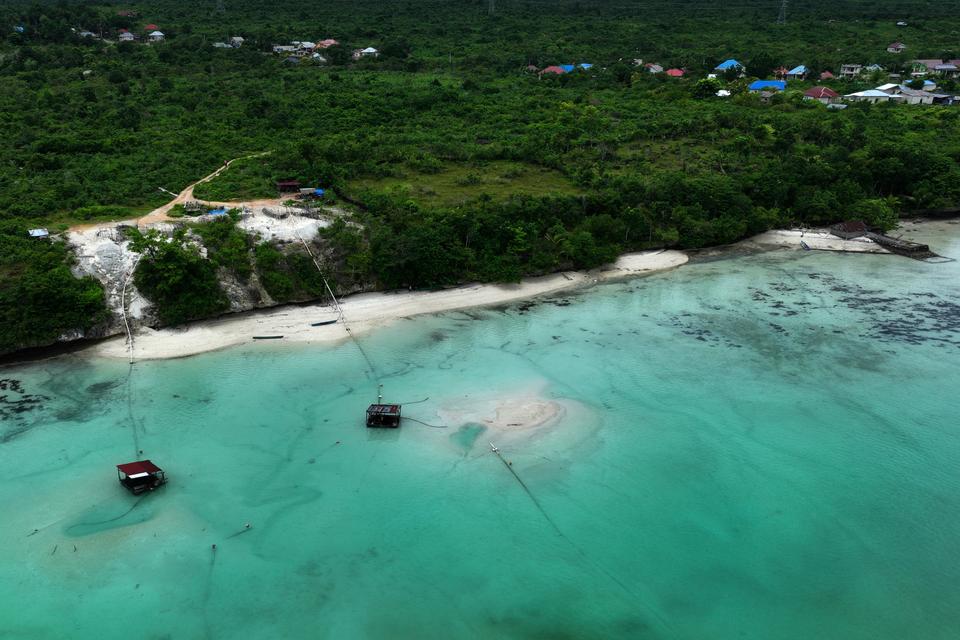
[786,65,808,80]
[715,59,745,75]
[748,80,787,92]
[559,64,575,73]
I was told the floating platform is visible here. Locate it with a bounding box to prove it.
[366,404,402,428]
[117,460,166,495]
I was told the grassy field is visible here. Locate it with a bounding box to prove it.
[346,161,582,207]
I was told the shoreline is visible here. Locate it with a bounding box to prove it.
[8,221,931,365]
[83,250,689,361]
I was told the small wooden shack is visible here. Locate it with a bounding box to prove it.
[366,404,402,428]
[830,220,869,239]
[276,179,301,194]
[117,460,167,494]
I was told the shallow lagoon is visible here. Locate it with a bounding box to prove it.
[2,223,959,639]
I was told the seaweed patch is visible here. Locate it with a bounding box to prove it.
[0,379,50,442]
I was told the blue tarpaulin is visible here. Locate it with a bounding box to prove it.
[209,208,228,216]
[314,188,325,196]
[749,80,786,91]
[559,64,575,73]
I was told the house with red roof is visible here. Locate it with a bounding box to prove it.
[665,68,685,77]
[540,65,567,76]
[887,42,907,54]
[804,86,840,104]
[820,70,835,80]
[144,24,159,32]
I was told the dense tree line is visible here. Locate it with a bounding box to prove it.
[1,0,959,349]
[0,221,106,353]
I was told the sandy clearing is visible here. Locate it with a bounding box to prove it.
[745,229,891,253]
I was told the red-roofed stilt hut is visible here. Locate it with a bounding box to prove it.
[117,460,167,494]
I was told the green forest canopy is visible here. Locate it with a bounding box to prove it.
[1,0,959,349]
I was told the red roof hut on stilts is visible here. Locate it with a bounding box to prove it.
[117,460,167,494]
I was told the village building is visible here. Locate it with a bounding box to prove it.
[645,63,664,74]
[773,66,789,79]
[840,64,863,79]
[665,68,685,77]
[316,39,339,49]
[844,89,904,104]
[118,31,135,42]
[148,30,165,43]
[887,42,907,54]
[864,64,885,73]
[312,53,327,63]
[714,59,745,75]
[213,42,231,49]
[804,86,840,104]
[273,44,296,54]
[820,70,835,80]
[934,63,960,78]
[230,36,244,47]
[785,65,808,80]
[144,24,159,32]
[28,228,49,239]
[77,30,98,39]
[540,65,566,76]
[353,47,379,59]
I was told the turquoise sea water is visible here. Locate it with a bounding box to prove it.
[2,223,960,639]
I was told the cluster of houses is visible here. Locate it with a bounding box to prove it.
[212,36,245,49]
[270,39,380,63]
[533,63,594,76]
[627,57,960,106]
[64,23,165,43]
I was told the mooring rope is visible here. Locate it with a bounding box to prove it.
[403,416,447,429]
[296,231,380,385]
[487,442,678,637]
[65,494,149,532]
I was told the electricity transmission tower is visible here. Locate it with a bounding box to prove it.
[777,0,788,24]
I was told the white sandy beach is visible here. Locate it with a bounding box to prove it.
[86,250,688,360]
[745,229,890,253]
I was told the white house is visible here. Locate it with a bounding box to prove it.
[118,31,135,42]
[213,42,231,49]
[353,47,379,60]
[844,89,904,104]
[230,36,244,47]
[887,42,907,54]
[148,30,164,42]
[28,228,49,238]
[273,45,296,54]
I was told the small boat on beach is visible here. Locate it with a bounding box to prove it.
[311,319,338,327]
[253,335,284,340]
